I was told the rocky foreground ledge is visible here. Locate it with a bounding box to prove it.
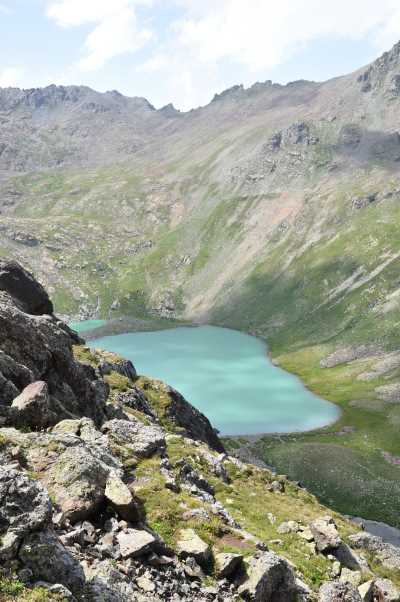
[0,260,399,602]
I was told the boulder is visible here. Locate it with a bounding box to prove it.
[238,551,296,601]
[319,581,362,602]
[215,552,243,579]
[46,444,112,523]
[0,259,53,315]
[102,418,165,458]
[333,543,364,571]
[176,529,211,567]
[19,529,85,595]
[117,528,156,558]
[310,517,341,552]
[104,473,140,522]
[11,381,58,429]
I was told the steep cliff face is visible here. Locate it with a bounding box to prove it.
[1,262,399,601]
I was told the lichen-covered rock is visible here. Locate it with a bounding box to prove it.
[238,551,296,601]
[45,444,117,523]
[19,529,85,595]
[319,581,362,602]
[102,418,165,458]
[84,560,140,601]
[116,386,157,420]
[310,516,341,552]
[0,466,52,558]
[340,569,362,587]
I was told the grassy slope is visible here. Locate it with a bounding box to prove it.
[72,350,400,592]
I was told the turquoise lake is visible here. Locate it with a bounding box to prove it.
[75,324,341,436]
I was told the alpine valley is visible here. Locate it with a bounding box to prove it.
[1,40,400,539]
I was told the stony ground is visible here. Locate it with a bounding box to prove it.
[1,262,400,601]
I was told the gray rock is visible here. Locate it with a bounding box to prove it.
[102,418,165,458]
[19,529,85,595]
[319,581,362,602]
[176,529,211,567]
[270,480,284,493]
[0,262,107,426]
[34,582,77,602]
[11,381,58,429]
[0,259,53,315]
[104,473,140,522]
[277,521,300,534]
[215,552,243,579]
[238,551,296,601]
[375,383,400,403]
[333,543,363,571]
[117,528,156,558]
[97,351,137,382]
[0,466,52,559]
[310,516,341,552]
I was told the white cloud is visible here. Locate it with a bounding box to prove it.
[0,67,24,87]
[0,3,11,14]
[136,0,400,109]
[173,0,400,72]
[47,0,154,71]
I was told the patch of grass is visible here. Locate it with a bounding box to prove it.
[72,345,98,367]
[0,577,62,601]
[244,345,400,526]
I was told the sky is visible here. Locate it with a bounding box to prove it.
[1,1,400,111]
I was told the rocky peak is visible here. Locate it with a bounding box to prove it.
[357,39,400,95]
[158,102,180,118]
[212,84,245,103]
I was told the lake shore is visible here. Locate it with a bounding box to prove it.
[70,316,400,529]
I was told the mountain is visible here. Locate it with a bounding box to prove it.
[3,260,400,601]
[1,42,400,526]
